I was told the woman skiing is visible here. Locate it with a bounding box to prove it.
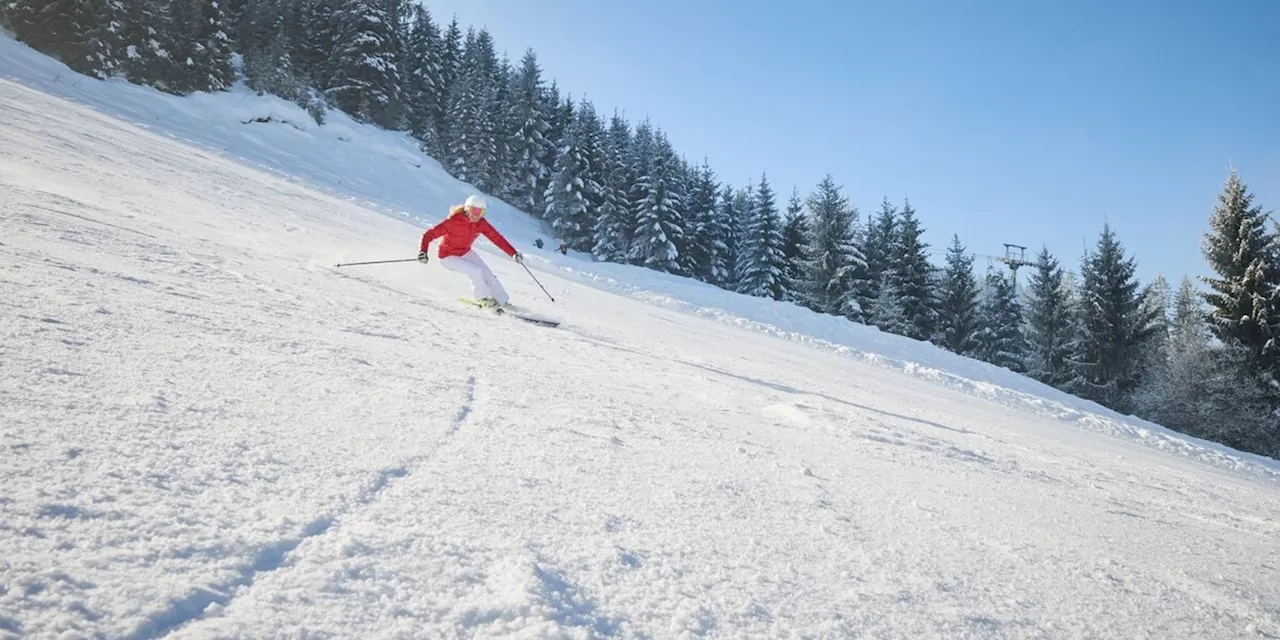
[418,195,523,308]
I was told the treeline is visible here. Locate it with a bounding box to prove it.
[4,1,1277,458]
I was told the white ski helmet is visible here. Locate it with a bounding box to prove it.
[464,195,488,211]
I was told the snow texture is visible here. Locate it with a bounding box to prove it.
[2,35,1279,638]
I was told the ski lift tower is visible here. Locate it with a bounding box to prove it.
[996,243,1034,285]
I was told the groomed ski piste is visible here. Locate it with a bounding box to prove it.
[2,34,1278,639]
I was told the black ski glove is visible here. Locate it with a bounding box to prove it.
[418,250,429,264]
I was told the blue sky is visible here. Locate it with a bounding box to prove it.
[425,0,1279,285]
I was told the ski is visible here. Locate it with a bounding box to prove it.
[458,297,561,328]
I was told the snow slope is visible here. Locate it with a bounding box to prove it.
[3,37,1280,638]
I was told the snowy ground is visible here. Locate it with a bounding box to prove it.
[3,38,1280,639]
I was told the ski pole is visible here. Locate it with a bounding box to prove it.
[520,261,555,302]
[334,258,419,268]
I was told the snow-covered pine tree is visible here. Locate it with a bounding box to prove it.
[187,0,235,92]
[1200,168,1280,383]
[543,105,598,252]
[506,49,552,214]
[487,52,516,197]
[780,187,810,303]
[159,0,215,93]
[296,0,339,89]
[432,15,462,142]
[118,0,169,84]
[239,0,307,101]
[90,0,125,78]
[529,82,570,216]
[894,199,937,341]
[400,4,443,149]
[976,269,1027,371]
[729,182,756,287]
[1131,276,1208,432]
[714,183,740,289]
[324,0,401,127]
[221,0,248,42]
[544,82,574,153]
[1138,275,1172,375]
[623,118,657,264]
[935,234,980,356]
[861,197,898,312]
[700,167,732,286]
[1065,224,1157,411]
[442,28,500,191]
[669,155,695,277]
[867,273,910,335]
[1022,247,1074,388]
[798,174,866,320]
[236,0,282,56]
[576,98,607,215]
[591,111,633,263]
[679,159,719,281]
[630,130,684,273]
[443,65,498,190]
[9,0,123,79]
[735,173,787,299]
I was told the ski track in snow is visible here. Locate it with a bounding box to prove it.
[2,38,1280,639]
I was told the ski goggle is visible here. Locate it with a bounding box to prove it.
[465,205,485,221]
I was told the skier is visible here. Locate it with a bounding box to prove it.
[418,195,523,308]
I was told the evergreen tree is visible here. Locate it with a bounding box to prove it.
[1066,224,1157,411]
[700,169,732,286]
[712,183,741,289]
[630,130,684,272]
[680,159,720,281]
[735,173,787,299]
[624,118,657,264]
[543,106,598,252]
[240,0,306,101]
[894,199,937,341]
[591,112,633,262]
[433,15,462,141]
[733,183,756,279]
[442,28,501,191]
[976,270,1027,371]
[221,0,249,43]
[1138,275,1172,376]
[10,0,123,79]
[861,197,898,311]
[780,187,810,303]
[184,0,235,92]
[236,0,283,57]
[1023,247,1074,388]
[487,52,516,197]
[1132,276,1213,434]
[798,174,866,320]
[119,0,169,84]
[576,99,607,214]
[443,64,497,190]
[1200,169,1280,382]
[506,49,552,213]
[544,82,573,153]
[325,0,402,128]
[935,235,981,355]
[668,155,695,277]
[298,0,340,89]
[401,4,443,149]
[868,273,910,335]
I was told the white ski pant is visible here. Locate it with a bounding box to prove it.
[439,250,508,304]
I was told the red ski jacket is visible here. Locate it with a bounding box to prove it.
[420,206,518,259]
